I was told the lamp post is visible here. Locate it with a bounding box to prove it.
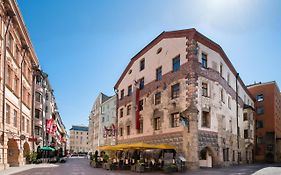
[1,9,15,166]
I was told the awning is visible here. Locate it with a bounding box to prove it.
[39,146,55,151]
[97,142,176,150]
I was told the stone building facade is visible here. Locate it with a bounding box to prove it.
[88,93,116,152]
[247,81,281,162]
[69,125,89,153]
[114,29,255,169]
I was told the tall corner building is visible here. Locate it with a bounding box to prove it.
[247,81,281,163]
[114,29,255,169]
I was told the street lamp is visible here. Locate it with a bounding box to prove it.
[1,9,15,164]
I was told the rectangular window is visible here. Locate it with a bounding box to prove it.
[228,97,231,109]
[7,32,13,50]
[156,66,162,81]
[139,77,144,90]
[13,110,17,127]
[227,73,230,85]
[172,56,180,72]
[35,92,42,103]
[202,83,208,97]
[26,119,30,133]
[171,113,180,128]
[244,129,249,139]
[154,117,161,130]
[201,53,208,68]
[6,104,10,124]
[14,76,19,94]
[256,94,264,102]
[140,58,145,71]
[220,63,223,76]
[120,127,123,136]
[139,99,143,111]
[256,107,264,115]
[35,109,40,119]
[154,92,161,105]
[171,83,180,99]
[35,126,41,136]
[128,85,132,96]
[256,121,263,128]
[120,89,124,100]
[7,66,12,87]
[202,111,210,128]
[139,119,143,134]
[126,125,130,135]
[257,136,263,144]
[220,89,224,102]
[119,108,123,118]
[243,113,248,121]
[21,116,25,131]
[127,105,131,115]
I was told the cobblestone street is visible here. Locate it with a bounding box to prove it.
[1,158,280,175]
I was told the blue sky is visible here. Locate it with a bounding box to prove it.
[17,0,281,130]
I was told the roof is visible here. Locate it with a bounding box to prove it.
[247,81,280,94]
[114,28,254,101]
[70,125,88,132]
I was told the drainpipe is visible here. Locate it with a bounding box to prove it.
[236,73,239,164]
[114,88,118,145]
[1,9,15,165]
[31,66,39,151]
[19,44,29,152]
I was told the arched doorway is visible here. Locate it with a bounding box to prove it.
[7,139,20,166]
[199,146,217,168]
[23,142,30,160]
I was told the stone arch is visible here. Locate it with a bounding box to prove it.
[199,146,218,168]
[23,142,30,158]
[7,139,20,167]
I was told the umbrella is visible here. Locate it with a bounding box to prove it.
[127,142,157,149]
[39,146,55,151]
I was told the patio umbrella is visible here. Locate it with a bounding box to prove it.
[127,142,157,149]
[39,146,55,151]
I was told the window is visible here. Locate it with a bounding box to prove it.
[220,89,224,102]
[154,92,161,105]
[223,148,229,161]
[45,106,48,113]
[119,108,123,118]
[139,77,144,90]
[156,66,162,81]
[243,113,248,121]
[35,109,41,119]
[46,93,49,101]
[244,129,249,139]
[35,92,42,103]
[256,94,264,102]
[171,83,180,99]
[127,105,131,115]
[220,63,223,76]
[257,137,263,144]
[172,56,180,72]
[14,76,19,94]
[35,126,41,136]
[26,119,30,133]
[120,127,123,136]
[201,53,208,68]
[228,97,231,109]
[6,104,10,124]
[128,85,132,96]
[7,66,12,87]
[120,89,124,100]
[126,125,130,135]
[21,116,25,131]
[202,111,210,128]
[171,113,180,127]
[13,110,17,127]
[232,150,235,162]
[7,32,13,50]
[256,107,264,115]
[138,119,143,134]
[202,83,208,97]
[256,121,263,128]
[140,59,145,71]
[139,99,143,111]
[227,73,230,85]
[154,117,161,130]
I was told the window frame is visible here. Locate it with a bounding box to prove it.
[156,66,162,81]
[172,55,180,72]
[171,83,180,99]
[201,53,208,68]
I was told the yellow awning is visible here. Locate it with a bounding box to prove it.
[154,144,176,150]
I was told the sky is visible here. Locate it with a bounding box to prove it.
[17,0,281,131]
